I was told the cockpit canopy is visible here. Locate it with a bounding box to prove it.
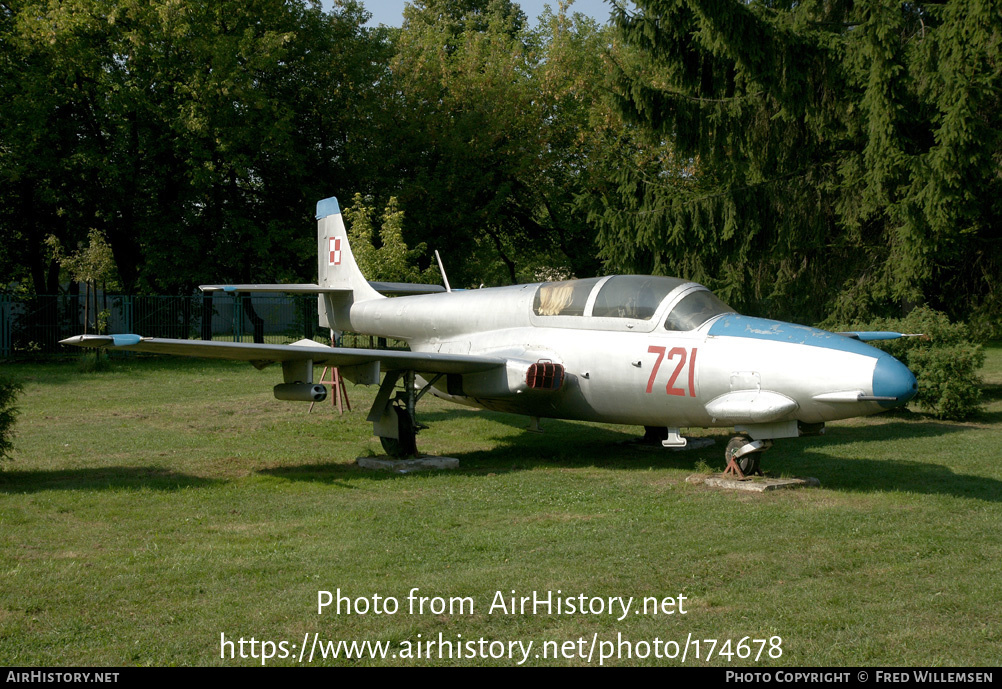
[533,275,734,331]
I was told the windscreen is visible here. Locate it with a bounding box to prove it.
[664,290,735,331]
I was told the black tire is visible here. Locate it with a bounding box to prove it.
[725,435,759,475]
[379,406,417,458]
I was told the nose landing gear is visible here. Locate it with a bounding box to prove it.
[723,436,772,478]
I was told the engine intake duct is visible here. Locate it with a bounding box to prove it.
[526,362,564,391]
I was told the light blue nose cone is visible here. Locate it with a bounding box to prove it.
[872,356,918,407]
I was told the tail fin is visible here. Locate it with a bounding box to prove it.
[317,197,383,329]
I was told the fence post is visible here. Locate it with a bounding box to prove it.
[232,293,243,343]
[121,295,133,334]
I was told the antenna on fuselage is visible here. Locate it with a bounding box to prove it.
[434,250,452,293]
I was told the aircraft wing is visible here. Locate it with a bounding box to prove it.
[59,335,503,375]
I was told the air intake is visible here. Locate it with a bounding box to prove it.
[526,361,564,390]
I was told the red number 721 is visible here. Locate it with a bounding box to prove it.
[645,346,698,397]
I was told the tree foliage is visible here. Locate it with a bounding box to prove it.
[2,0,999,342]
[45,228,118,333]
[1,0,387,294]
[45,229,117,289]
[0,378,23,464]
[597,0,1002,327]
[825,307,985,420]
[343,194,440,284]
[371,0,613,286]
[3,0,613,294]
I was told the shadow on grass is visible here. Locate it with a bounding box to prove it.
[263,410,1002,503]
[974,409,1002,426]
[765,427,1002,502]
[10,356,256,386]
[980,383,1002,403]
[0,467,221,493]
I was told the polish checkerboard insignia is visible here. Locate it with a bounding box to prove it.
[329,237,342,266]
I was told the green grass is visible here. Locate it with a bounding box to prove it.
[1,347,1001,666]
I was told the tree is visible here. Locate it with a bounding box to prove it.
[0,378,22,464]
[45,229,118,333]
[597,0,1002,328]
[343,193,440,284]
[537,5,658,281]
[372,0,613,286]
[1,0,388,294]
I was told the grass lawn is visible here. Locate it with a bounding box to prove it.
[1,346,1000,666]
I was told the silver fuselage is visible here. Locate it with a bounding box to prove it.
[337,282,916,437]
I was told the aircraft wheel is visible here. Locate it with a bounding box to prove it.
[379,406,417,458]
[725,435,760,476]
[639,426,669,445]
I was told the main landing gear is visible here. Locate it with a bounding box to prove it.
[373,371,442,459]
[723,435,772,478]
[379,405,417,458]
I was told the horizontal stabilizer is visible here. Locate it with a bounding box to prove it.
[199,284,346,294]
[60,335,503,375]
[199,282,445,296]
[812,391,898,403]
[837,331,926,342]
[368,281,446,295]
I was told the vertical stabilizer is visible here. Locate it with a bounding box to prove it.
[316,197,383,329]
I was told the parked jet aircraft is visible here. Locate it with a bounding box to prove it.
[63,196,918,476]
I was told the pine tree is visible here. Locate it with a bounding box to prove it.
[595,0,1002,328]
